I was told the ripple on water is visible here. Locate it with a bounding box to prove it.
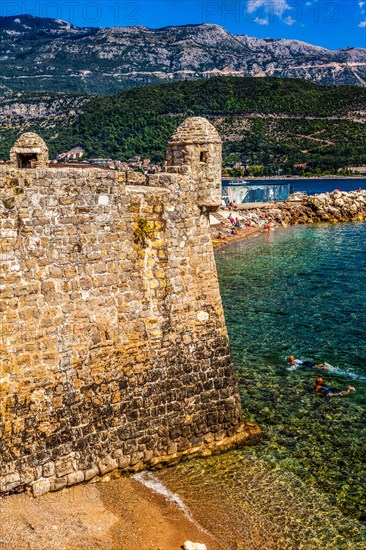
[157,452,366,549]
[157,223,366,549]
[215,223,366,515]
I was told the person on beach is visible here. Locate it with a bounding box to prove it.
[228,214,236,225]
[314,377,356,398]
[235,217,242,227]
[288,356,331,369]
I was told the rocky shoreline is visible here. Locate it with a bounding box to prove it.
[211,190,366,246]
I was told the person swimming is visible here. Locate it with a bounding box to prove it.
[314,377,356,398]
[288,356,331,369]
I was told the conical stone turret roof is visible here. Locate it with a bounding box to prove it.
[12,132,48,151]
[169,117,221,145]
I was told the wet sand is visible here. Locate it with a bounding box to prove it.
[0,474,221,550]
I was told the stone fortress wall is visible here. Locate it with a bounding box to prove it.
[0,119,260,497]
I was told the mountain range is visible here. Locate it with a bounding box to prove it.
[1,15,366,95]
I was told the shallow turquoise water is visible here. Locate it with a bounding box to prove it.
[157,223,366,548]
[215,223,366,521]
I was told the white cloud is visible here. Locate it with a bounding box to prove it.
[254,16,269,25]
[284,16,296,26]
[358,0,366,27]
[248,0,291,17]
[247,0,263,14]
[357,0,366,26]
[247,0,296,26]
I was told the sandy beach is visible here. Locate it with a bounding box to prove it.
[0,473,221,550]
[210,204,284,250]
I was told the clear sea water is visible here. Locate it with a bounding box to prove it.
[263,177,366,196]
[157,221,366,549]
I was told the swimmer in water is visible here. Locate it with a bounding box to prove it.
[314,377,356,398]
[288,356,331,369]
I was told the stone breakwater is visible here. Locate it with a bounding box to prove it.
[284,190,366,224]
[0,121,260,499]
[257,190,366,226]
[266,190,366,226]
[212,190,366,245]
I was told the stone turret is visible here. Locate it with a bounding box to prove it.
[10,132,49,168]
[166,117,222,210]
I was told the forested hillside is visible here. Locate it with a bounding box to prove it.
[2,78,366,175]
[0,92,89,159]
[55,78,366,175]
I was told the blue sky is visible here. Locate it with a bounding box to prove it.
[1,1,365,49]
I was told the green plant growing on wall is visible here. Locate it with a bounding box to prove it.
[133,218,156,248]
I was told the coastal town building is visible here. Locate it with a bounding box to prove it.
[348,166,366,175]
[56,146,85,162]
[55,153,161,174]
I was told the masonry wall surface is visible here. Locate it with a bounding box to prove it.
[0,163,260,496]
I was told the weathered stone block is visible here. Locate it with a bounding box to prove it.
[55,457,75,478]
[117,455,131,469]
[84,467,99,481]
[98,457,118,475]
[144,449,154,462]
[130,452,144,466]
[43,462,55,477]
[32,478,51,497]
[50,477,67,492]
[67,471,85,486]
[20,470,35,485]
[0,473,20,492]
[167,442,178,455]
